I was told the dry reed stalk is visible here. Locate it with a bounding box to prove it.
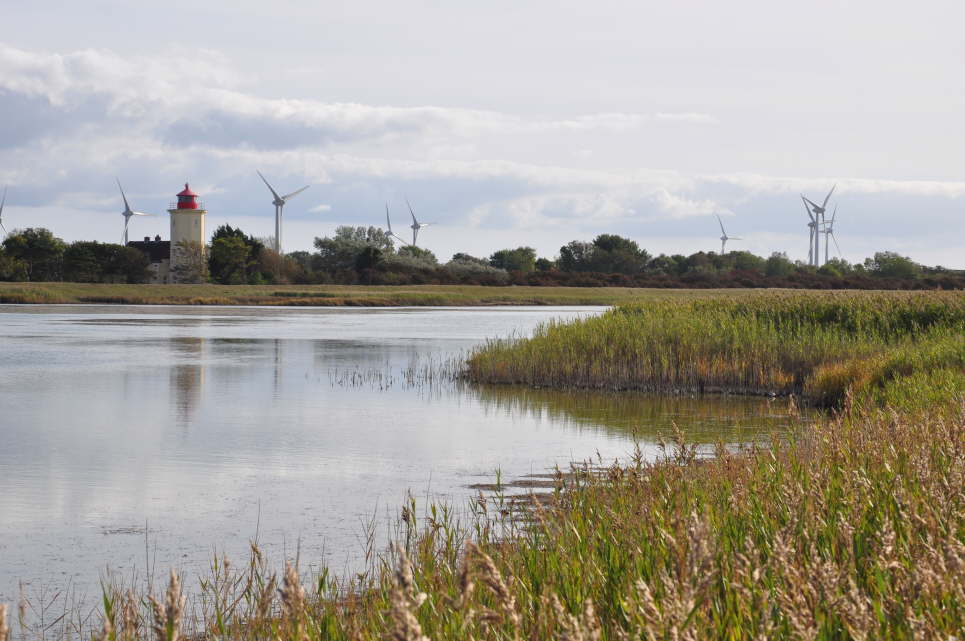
[468,542,521,633]
[0,604,8,641]
[387,545,430,641]
[149,570,185,641]
[549,595,601,641]
[119,590,139,641]
[96,613,113,641]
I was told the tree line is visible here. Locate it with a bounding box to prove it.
[1,225,962,290]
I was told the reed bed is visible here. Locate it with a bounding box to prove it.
[466,291,965,407]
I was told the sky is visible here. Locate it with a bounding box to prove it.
[0,0,963,266]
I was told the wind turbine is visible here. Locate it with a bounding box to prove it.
[117,179,153,245]
[801,185,835,266]
[823,204,841,262]
[0,186,7,234]
[257,170,309,254]
[715,214,742,255]
[384,202,409,246]
[405,198,435,247]
[801,195,817,266]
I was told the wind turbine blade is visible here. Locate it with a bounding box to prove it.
[116,178,131,212]
[831,233,842,257]
[132,211,152,216]
[256,171,282,201]
[822,184,836,209]
[405,198,419,225]
[0,222,6,234]
[715,213,726,235]
[0,185,6,213]
[801,195,815,221]
[281,185,309,201]
[385,202,392,233]
[729,236,743,240]
[830,204,837,225]
[803,196,821,210]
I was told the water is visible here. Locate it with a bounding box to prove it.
[0,304,798,605]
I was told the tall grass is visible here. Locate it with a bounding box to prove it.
[466,291,965,407]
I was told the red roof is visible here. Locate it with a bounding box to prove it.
[177,183,198,197]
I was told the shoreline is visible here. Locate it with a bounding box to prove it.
[0,282,952,308]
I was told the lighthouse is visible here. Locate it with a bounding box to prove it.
[168,183,207,283]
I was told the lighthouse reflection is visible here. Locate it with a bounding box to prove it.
[169,336,205,429]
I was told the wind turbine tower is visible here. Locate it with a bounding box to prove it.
[0,186,7,234]
[117,179,154,245]
[715,214,742,255]
[257,171,309,254]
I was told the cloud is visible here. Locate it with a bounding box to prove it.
[655,112,718,124]
[0,42,963,267]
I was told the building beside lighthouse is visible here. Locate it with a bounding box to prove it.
[127,183,207,284]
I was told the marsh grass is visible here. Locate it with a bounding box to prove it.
[466,291,965,408]
[0,283,720,307]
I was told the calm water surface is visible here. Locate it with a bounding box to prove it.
[0,305,797,603]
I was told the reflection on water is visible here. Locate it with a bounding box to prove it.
[470,385,802,444]
[171,337,205,427]
[0,304,803,605]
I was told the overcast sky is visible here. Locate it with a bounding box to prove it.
[1,0,962,266]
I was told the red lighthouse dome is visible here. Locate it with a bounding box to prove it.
[176,183,199,210]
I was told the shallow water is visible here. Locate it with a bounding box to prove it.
[0,304,798,605]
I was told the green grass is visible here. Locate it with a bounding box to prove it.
[0,282,724,307]
[466,291,965,407]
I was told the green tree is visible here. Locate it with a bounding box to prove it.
[397,245,438,265]
[1,228,66,281]
[731,251,765,273]
[558,235,650,274]
[450,252,489,267]
[313,226,397,273]
[63,241,103,282]
[489,246,537,272]
[817,257,851,278]
[209,236,254,284]
[764,252,795,277]
[209,225,264,284]
[0,251,28,281]
[63,241,150,283]
[864,251,922,279]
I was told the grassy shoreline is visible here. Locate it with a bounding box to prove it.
[3,291,963,640]
[0,282,940,308]
[0,282,706,307]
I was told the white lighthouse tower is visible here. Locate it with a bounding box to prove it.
[168,183,206,283]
